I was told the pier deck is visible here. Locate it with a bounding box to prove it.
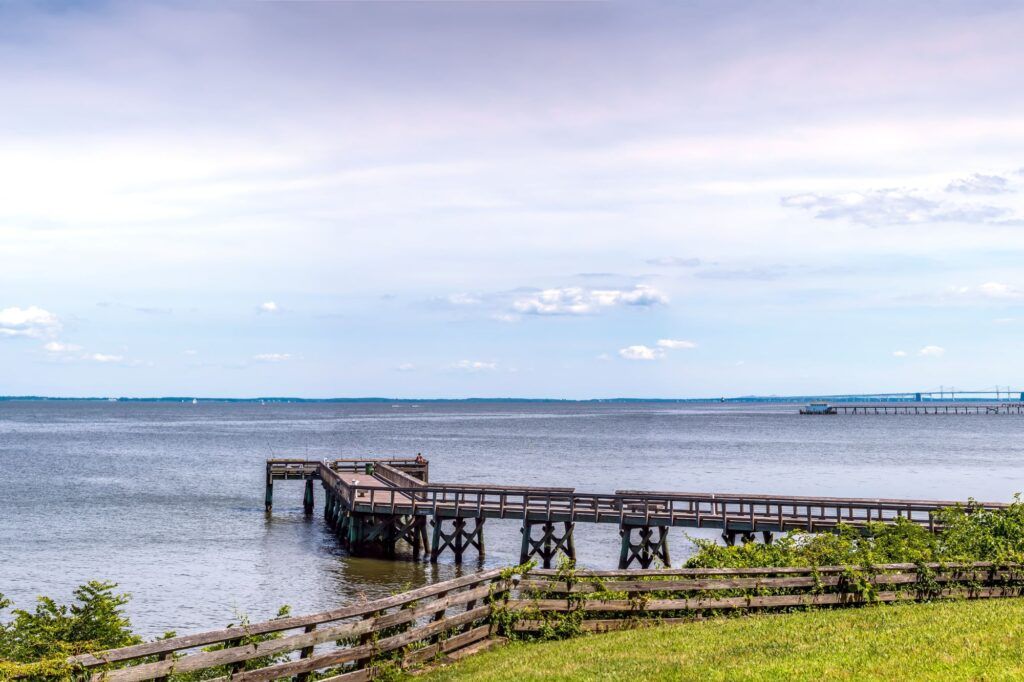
[802,402,1024,415]
[266,458,1010,569]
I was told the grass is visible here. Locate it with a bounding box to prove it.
[419,599,1024,681]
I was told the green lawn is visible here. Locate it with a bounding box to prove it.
[420,599,1024,681]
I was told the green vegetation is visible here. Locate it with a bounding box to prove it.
[0,585,290,682]
[0,582,139,680]
[420,598,1024,681]
[686,495,1024,569]
[4,498,1024,680]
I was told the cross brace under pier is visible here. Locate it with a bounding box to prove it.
[520,520,576,568]
[619,524,671,569]
[430,517,485,564]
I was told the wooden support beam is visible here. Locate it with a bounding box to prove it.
[619,524,670,569]
[264,469,274,513]
[304,479,315,515]
[520,520,575,568]
[430,517,485,564]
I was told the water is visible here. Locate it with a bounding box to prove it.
[2,400,1022,637]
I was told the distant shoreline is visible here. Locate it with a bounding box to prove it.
[0,396,741,404]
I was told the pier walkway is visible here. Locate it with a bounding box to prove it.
[829,402,1024,415]
[266,458,1010,569]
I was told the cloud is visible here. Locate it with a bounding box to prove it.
[656,339,697,349]
[253,353,292,362]
[395,362,416,371]
[892,350,908,357]
[977,282,1023,299]
[696,266,787,281]
[43,341,82,353]
[87,353,124,363]
[918,345,945,357]
[447,293,481,305]
[618,345,663,360]
[946,282,1024,301]
[183,349,199,355]
[258,301,280,314]
[0,306,61,338]
[946,173,1012,195]
[449,360,497,372]
[618,338,697,360]
[781,189,1010,226]
[512,285,668,315]
[646,257,702,267]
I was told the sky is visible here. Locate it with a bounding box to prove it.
[3,0,1024,399]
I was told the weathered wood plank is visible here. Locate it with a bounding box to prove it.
[519,570,1012,594]
[72,569,504,668]
[512,587,1021,614]
[87,585,499,681]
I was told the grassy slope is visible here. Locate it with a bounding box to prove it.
[420,599,1024,681]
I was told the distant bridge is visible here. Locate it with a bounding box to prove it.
[725,389,1024,403]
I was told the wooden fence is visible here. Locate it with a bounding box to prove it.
[511,562,1024,634]
[67,569,509,682]
[64,562,1024,681]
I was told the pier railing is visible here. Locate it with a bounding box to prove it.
[65,562,1024,680]
[322,477,1008,533]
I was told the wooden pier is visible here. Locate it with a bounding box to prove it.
[266,458,1009,569]
[801,402,1024,415]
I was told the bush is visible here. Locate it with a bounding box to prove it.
[685,495,1024,569]
[0,581,139,680]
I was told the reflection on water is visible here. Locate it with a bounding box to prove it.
[2,400,1023,636]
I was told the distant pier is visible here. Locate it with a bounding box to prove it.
[800,402,1024,415]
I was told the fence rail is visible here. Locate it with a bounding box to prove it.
[63,561,1024,681]
[68,569,508,681]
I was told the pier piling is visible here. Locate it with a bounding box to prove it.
[303,479,315,515]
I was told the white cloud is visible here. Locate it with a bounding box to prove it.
[512,285,668,315]
[395,362,416,371]
[253,353,292,362]
[87,353,124,363]
[258,301,280,314]
[994,317,1017,324]
[43,341,81,353]
[781,189,1010,226]
[491,313,521,323]
[449,360,497,372]
[618,345,663,361]
[646,256,701,267]
[977,282,1023,299]
[183,349,199,355]
[447,293,481,305]
[656,339,697,349]
[918,345,945,357]
[946,173,1011,195]
[0,306,61,338]
[892,350,908,357]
